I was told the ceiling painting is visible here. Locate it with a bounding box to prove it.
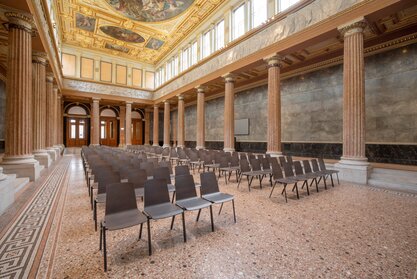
[56,0,224,64]
[145,37,164,50]
[105,0,195,22]
[100,25,145,43]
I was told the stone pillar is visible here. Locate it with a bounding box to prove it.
[125,102,132,146]
[60,97,65,148]
[119,105,126,147]
[1,12,42,181]
[163,101,170,147]
[32,52,51,167]
[222,73,236,152]
[335,18,370,184]
[144,108,151,145]
[57,94,64,150]
[265,55,283,156]
[177,95,185,147]
[152,105,159,146]
[196,86,206,150]
[52,85,61,156]
[45,74,57,161]
[91,98,100,145]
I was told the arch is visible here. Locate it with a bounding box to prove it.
[67,105,87,115]
[100,108,117,117]
[64,102,91,115]
[133,108,145,119]
[99,105,120,117]
[132,111,142,119]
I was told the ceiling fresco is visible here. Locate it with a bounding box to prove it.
[105,0,195,22]
[56,0,223,65]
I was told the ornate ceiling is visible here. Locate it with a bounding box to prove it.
[56,0,223,65]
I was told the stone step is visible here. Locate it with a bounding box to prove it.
[14,177,30,193]
[368,167,417,194]
[368,178,417,194]
[371,167,417,179]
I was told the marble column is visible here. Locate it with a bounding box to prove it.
[336,18,370,184]
[177,95,185,148]
[265,55,283,156]
[45,74,57,161]
[119,105,126,147]
[52,85,61,156]
[1,12,41,181]
[32,52,51,167]
[144,108,151,145]
[125,102,132,146]
[60,97,65,148]
[196,86,206,150]
[91,98,100,145]
[57,94,64,149]
[163,101,170,148]
[222,73,236,152]
[152,105,159,146]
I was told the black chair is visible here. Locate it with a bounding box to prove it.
[278,156,286,167]
[311,159,328,189]
[153,166,176,201]
[318,158,339,186]
[93,172,120,231]
[237,159,260,191]
[282,162,300,200]
[269,160,297,202]
[293,161,310,196]
[127,169,148,198]
[200,172,236,223]
[140,162,155,178]
[99,182,149,272]
[175,165,190,176]
[175,174,215,232]
[143,179,186,255]
[302,160,319,193]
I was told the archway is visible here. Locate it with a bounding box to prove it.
[100,107,118,146]
[131,110,143,145]
[65,104,90,147]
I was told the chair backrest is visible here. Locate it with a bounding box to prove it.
[153,166,171,184]
[161,148,170,156]
[97,173,121,194]
[170,148,178,157]
[293,161,304,176]
[261,158,271,170]
[240,158,251,172]
[120,166,135,180]
[278,156,286,166]
[140,162,154,177]
[311,159,320,172]
[250,158,262,171]
[148,158,159,167]
[105,182,137,215]
[127,169,148,189]
[175,174,197,201]
[92,166,115,182]
[318,158,327,171]
[144,179,171,207]
[159,160,173,174]
[303,160,313,174]
[189,152,199,162]
[219,157,229,168]
[200,172,220,195]
[283,162,295,178]
[175,165,190,176]
[230,156,240,167]
[287,156,293,165]
[271,160,284,180]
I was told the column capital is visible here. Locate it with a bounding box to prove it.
[195,85,208,93]
[125,101,133,106]
[92,97,100,103]
[46,73,54,83]
[145,107,153,113]
[57,94,62,99]
[5,12,33,33]
[163,100,170,105]
[222,73,236,83]
[338,18,367,37]
[53,84,59,91]
[177,94,184,100]
[154,104,159,109]
[264,54,284,68]
[32,52,47,66]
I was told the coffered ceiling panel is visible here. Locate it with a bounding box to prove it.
[56,0,223,65]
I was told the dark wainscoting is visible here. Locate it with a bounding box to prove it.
[366,144,417,165]
[184,141,196,148]
[283,142,343,160]
[0,140,4,153]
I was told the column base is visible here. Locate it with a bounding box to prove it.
[177,145,184,148]
[196,146,205,150]
[162,144,170,148]
[53,145,63,156]
[0,172,16,215]
[144,143,150,146]
[266,151,283,157]
[223,148,235,153]
[47,147,58,161]
[1,156,43,181]
[335,157,371,185]
[89,144,100,147]
[152,143,159,147]
[33,151,51,168]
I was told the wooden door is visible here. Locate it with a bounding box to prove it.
[66,118,88,147]
[131,119,143,145]
[99,117,118,146]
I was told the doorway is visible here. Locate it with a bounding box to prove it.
[131,118,143,145]
[100,117,118,146]
[66,118,89,147]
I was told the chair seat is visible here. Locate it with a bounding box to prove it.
[275,177,297,184]
[135,188,144,197]
[202,192,233,204]
[145,203,183,219]
[167,184,176,192]
[241,171,262,176]
[325,169,339,174]
[176,197,212,211]
[104,209,147,231]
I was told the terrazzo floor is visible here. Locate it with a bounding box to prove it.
[40,155,417,278]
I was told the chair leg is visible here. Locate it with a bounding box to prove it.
[171,191,176,203]
[232,199,236,223]
[336,173,340,184]
[237,174,242,188]
[90,187,93,210]
[314,178,319,192]
[249,176,254,187]
[330,174,334,187]
[269,181,277,198]
[283,184,288,203]
[304,181,310,195]
[182,212,187,243]
[218,203,224,215]
[99,222,102,251]
[139,223,143,240]
[295,183,300,199]
[209,205,214,232]
[147,218,152,256]
[224,171,227,185]
[196,209,202,222]
[103,226,107,272]
[323,176,327,190]
[170,215,175,230]
[94,200,97,231]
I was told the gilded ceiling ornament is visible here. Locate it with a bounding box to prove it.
[100,25,145,43]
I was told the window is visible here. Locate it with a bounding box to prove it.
[165,62,171,80]
[232,4,245,40]
[181,47,189,71]
[202,30,211,58]
[173,56,179,77]
[215,20,224,51]
[251,0,268,28]
[190,41,198,65]
[278,0,299,12]
[100,121,106,139]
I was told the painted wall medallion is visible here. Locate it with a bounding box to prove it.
[75,13,96,32]
[105,0,195,22]
[100,26,145,43]
[105,43,130,53]
[145,38,164,50]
